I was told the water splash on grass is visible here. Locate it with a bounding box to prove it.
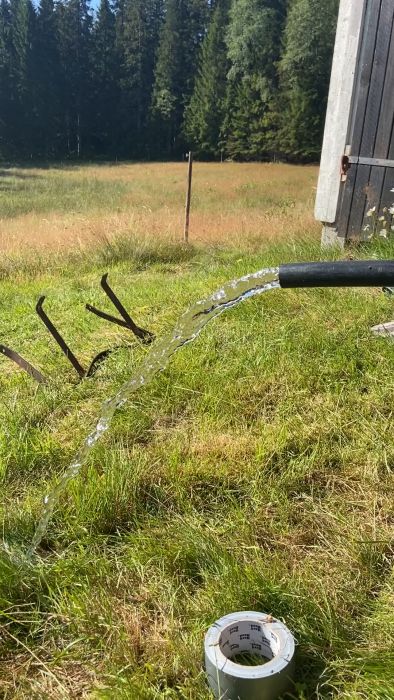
[28,267,280,556]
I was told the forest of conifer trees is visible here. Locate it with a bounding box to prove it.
[0,0,339,162]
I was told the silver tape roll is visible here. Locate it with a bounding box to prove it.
[204,611,295,700]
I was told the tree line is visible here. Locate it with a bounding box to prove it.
[0,0,339,162]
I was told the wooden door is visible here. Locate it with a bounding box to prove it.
[337,0,394,241]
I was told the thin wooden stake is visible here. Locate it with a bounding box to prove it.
[184,151,193,243]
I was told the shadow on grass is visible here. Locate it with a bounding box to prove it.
[0,170,44,193]
[0,159,141,172]
[0,169,42,179]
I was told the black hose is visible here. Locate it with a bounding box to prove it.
[278,260,394,289]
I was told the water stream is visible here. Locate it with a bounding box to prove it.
[28,267,280,556]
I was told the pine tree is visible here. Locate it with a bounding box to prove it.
[7,0,30,154]
[0,0,11,157]
[92,0,118,155]
[0,0,338,162]
[151,0,210,157]
[278,0,339,160]
[116,0,163,158]
[222,80,261,161]
[223,0,287,160]
[9,0,28,99]
[33,0,63,157]
[57,0,92,157]
[184,0,230,159]
[24,0,38,156]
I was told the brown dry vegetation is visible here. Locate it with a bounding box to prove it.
[0,162,319,255]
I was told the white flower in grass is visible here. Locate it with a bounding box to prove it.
[366,206,376,216]
[378,215,385,221]
[379,229,388,238]
[389,206,394,215]
[363,225,370,232]
[391,225,394,231]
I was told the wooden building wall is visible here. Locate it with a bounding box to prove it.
[315,0,394,245]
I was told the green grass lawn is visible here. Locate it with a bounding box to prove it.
[0,233,393,698]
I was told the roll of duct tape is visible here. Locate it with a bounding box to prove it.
[204,611,295,700]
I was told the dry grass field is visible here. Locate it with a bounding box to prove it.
[0,162,319,255]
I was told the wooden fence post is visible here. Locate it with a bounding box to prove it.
[184,151,193,243]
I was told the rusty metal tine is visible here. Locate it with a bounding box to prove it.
[100,273,154,344]
[36,296,86,379]
[100,273,135,327]
[85,348,114,378]
[0,345,47,384]
[85,304,131,329]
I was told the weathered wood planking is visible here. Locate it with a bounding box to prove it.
[347,0,384,237]
[381,34,394,211]
[360,0,393,159]
[358,0,394,228]
[336,0,381,238]
[333,0,394,240]
[315,0,365,224]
